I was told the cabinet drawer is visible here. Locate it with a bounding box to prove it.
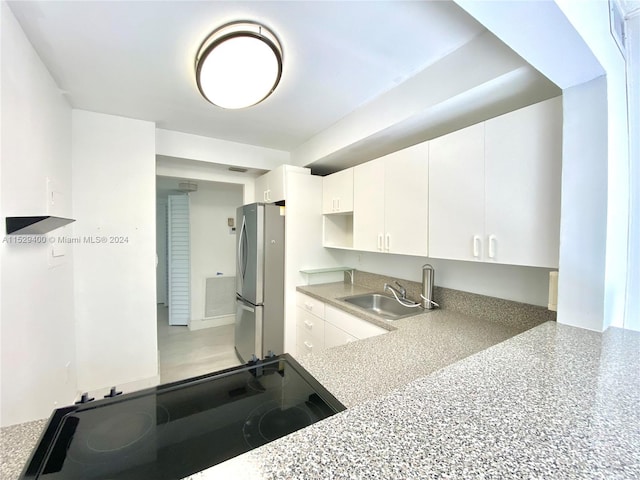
[296,293,325,319]
[324,322,357,349]
[325,305,387,339]
[296,309,325,344]
[296,330,323,356]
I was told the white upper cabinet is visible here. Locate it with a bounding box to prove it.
[255,165,310,203]
[322,168,354,214]
[254,173,270,202]
[428,97,562,268]
[255,166,285,203]
[429,123,485,262]
[353,158,385,251]
[354,143,429,256]
[384,143,429,256]
[484,97,562,268]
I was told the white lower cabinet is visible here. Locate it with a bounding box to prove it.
[296,293,326,356]
[295,293,386,356]
[324,305,387,339]
[324,322,357,349]
[296,309,325,355]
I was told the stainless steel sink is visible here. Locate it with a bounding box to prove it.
[339,293,423,320]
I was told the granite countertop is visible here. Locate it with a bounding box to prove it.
[194,320,640,480]
[189,283,639,479]
[291,282,528,407]
[4,283,639,479]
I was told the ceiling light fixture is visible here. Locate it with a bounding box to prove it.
[195,21,283,109]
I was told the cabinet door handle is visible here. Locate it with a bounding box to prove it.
[473,235,481,258]
[488,235,497,259]
[385,234,390,251]
[304,302,312,311]
[304,320,313,329]
[263,190,268,202]
[303,341,313,351]
[377,233,383,251]
[336,198,340,212]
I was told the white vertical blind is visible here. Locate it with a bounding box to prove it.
[168,194,190,326]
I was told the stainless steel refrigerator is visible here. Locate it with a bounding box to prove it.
[235,203,285,362]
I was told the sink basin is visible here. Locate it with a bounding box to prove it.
[339,293,423,320]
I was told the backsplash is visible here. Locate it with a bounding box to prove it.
[346,270,556,332]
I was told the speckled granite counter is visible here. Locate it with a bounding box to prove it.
[1,419,47,479]
[192,321,640,479]
[292,281,531,407]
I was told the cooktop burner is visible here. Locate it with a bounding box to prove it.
[20,354,344,480]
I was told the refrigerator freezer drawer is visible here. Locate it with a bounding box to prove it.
[235,297,263,362]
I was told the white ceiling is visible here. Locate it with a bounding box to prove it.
[8,0,560,173]
[8,0,490,152]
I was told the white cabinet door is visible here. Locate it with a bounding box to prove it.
[429,123,485,261]
[384,143,429,256]
[254,166,286,203]
[353,158,385,252]
[322,168,354,214]
[484,97,562,268]
[296,292,326,319]
[325,305,387,339]
[254,173,269,203]
[324,322,357,349]
[268,166,286,203]
[296,308,325,355]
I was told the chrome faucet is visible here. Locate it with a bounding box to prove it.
[384,281,406,299]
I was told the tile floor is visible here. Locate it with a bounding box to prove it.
[157,305,241,384]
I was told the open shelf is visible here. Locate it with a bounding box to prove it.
[6,216,75,235]
[322,213,353,249]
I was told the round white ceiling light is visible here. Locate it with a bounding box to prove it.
[195,21,283,109]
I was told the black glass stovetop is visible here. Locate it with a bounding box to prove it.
[21,354,345,479]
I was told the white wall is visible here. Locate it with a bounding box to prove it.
[72,110,158,393]
[0,1,77,426]
[554,0,630,331]
[625,10,640,331]
[284,173,342,354]
[156,128,290,172]
[557,77,608,331]
[189,182,243,324]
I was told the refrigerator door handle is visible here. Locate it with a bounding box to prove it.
[237,215,248,285]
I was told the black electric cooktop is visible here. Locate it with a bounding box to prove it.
[20,354,345,479]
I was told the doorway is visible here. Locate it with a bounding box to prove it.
[156,176,243,383]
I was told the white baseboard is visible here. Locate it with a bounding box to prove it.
[189,314,235,331]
